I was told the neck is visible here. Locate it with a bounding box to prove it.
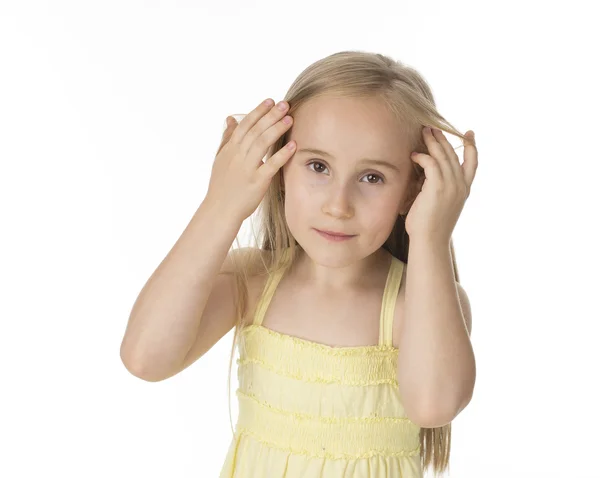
[289,247,391,291]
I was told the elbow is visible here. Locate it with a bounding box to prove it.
[408,409,453,429]
[121,357,165,382]
[406,393,473,429]
[120,345,164,383]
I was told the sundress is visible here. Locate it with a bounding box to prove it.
[219,252,422,477]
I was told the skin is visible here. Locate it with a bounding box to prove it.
[264,95,477,425]
[281,95,415,290]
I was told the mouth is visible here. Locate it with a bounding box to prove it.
[313,228,357,241]
[315,229,354,237]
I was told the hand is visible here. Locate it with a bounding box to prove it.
[405,127,478,243]
[206,98,295,222]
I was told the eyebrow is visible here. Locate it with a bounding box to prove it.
[296,147,401,173]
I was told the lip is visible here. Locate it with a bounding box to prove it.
[315,229,354,237]
[314,228,356,241]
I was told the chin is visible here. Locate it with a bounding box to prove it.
[294,232,360,266]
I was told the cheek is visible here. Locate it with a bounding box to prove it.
[358,190,402,235]
[360,210,398,246]
[284,168,319,201]
[363,202,396,226]
[283,171,313,220]
[357,186,399,210]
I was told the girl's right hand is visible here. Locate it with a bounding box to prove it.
[206,98,295,222]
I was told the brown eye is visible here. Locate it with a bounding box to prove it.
[307,161,384,184]
[362,173,384,184]
[307,161,328,174]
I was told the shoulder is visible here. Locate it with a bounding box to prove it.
[223,247,273,279]
[234,247,272,326]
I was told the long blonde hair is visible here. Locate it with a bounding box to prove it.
[225,50,467,477]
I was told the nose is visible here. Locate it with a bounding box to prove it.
[321,183,354,219]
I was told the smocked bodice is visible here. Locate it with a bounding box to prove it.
[219,251,423,477]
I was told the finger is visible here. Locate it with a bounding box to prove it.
[241,100,290,153]
[258,139,296,180]
[431,128,460,162]
[410,152,443,184]
[229,98,277,145]
[462,131,478,187]
[423,127,453,181]
[224,115,237,132]
[216,116,237,155]
[431,128,462,179]
[247,114,294,167]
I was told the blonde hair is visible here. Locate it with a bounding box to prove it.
[225,50,468,477]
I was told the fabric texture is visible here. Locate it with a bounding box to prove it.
[219,250,423,477]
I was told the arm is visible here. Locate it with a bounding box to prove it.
[120,198,244,381]
[396,238,476,428]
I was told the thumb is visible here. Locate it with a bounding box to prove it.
[223,115,234,129]
[217,116,237,153]
[223,116,238,135]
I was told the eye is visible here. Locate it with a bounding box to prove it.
[307,161,329,174]
[361,173,384,184]
[307,161,384,184]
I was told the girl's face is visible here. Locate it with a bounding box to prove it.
[282,95,414,265]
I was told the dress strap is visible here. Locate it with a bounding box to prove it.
[378,256,405,347]
[252,250,290,326]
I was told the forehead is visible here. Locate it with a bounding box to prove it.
[289,96,410,156]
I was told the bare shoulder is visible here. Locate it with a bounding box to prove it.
[235,247,272,327]
[223,247,268,275]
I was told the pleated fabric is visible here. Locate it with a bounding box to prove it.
[219,250,422,477]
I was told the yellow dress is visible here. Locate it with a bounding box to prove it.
[219,253,423,477]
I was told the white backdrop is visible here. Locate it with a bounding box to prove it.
[1,1,599,477]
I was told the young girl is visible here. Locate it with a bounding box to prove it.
[121,50,477,478]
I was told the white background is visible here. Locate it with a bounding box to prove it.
[1,1,599,477]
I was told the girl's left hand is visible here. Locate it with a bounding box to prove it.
[405,127,478,244]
